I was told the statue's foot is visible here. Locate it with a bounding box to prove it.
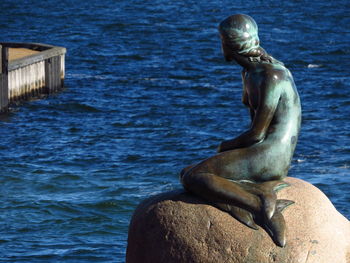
[263,199,294,247]
[217,199,294,247]
[258,180,290,219]
[266,210,286,247]
[239,180,290,219]
[212,179,294,247]
[215,203,259,230]
[238,180,294,247]
[275,199,294,212]
[228,205,259,230]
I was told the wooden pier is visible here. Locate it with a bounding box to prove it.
[0,42,66,113]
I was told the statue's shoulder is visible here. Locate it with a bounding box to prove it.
[262,63,291,83]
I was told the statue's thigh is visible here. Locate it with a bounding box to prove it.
[215,145,278,181]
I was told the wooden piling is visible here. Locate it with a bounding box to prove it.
[45,55,62,94]
[0,45,9,113]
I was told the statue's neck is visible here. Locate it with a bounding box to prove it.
[233,53,259,70]
[232,47,272,70]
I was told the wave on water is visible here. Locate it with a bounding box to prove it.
[307,64,322,68]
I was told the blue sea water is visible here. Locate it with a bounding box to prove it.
[0,0,349,261]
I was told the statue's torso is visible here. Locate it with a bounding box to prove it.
[242,62,302,171]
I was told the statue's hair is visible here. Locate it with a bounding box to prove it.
[219,14,283,65]
[219,14,259,55]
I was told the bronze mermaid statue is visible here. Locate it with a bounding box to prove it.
[180,14,301,247]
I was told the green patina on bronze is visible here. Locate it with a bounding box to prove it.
[180,14,301,247]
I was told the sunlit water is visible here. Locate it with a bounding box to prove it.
[0,0,349,262]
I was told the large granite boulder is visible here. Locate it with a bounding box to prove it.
[126,177,350,263]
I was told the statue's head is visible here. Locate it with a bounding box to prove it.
[219,14,261,61]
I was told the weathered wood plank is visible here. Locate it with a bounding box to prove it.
[9,46,66,71]
[9,48,39,61]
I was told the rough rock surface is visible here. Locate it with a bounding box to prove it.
[126,177,350,263]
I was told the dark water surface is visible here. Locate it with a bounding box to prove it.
[0,0,349,262]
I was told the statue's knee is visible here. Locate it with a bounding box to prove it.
[181,165,195,176]
[181,171,213,190]
[180,165,195,182]
[180,170,190,188]
[181,171,201,191]
[179,167,187,182]
[180,167,186,177]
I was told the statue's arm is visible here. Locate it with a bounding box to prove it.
[241,70,249,107]
[242,87,249,107]
[249,108,255,122]
[241,71,255,121]
[218,79,281,153]
[242,90,255,121]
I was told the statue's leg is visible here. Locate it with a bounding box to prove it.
[180,170,293,247]
[180,171,262,214]
[180,170,264,230]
